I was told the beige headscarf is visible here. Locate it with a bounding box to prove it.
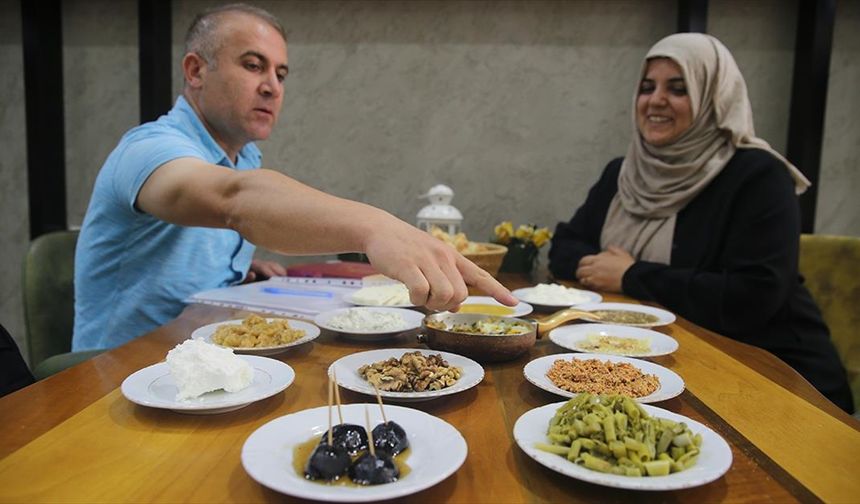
[600,33,810,264]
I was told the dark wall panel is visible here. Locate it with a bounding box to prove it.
[678,0,708,33]
[21,0,66,238]
[139,0,172,123]
[787,0,836,233]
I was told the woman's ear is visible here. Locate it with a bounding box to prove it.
[182,53,206,89]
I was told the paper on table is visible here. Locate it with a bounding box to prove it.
[186,277,360,319]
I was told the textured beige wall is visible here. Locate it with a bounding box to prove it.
[0,0,29,358]
[170,0,680,268]
[64,0,139,227]
[709,0,797,154]
[174,0,675,246]
[819,0,860,233]
[2,0,859,364]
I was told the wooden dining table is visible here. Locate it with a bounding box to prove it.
[1,273,858,503]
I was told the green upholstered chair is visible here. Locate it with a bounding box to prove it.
[799,234,860,412]
[22,230,103,380]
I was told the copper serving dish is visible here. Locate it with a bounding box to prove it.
[419,313,535,362]
[418,309,600,362]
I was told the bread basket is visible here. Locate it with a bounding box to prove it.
[461,242,508,277]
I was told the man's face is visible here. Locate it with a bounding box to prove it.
[195,13,288,155]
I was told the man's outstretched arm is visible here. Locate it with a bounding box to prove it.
[136,157,516,311]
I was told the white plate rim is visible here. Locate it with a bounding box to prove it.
[329,348,484,402]
[191,318,321,355]
[241,403,468,502]
[572,302,676,327]
[548,324,679,357]
[313,307,425,337]
[511,286,603,309]
[522,353,684,403]
[120,355,295,413]
[513,401,732,491]
[344,290,417,308]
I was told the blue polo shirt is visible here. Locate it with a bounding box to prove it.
[73,96,261,351]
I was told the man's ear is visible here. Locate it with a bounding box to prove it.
[182,53,207,88]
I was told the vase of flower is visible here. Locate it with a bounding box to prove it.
[499,241,538,273]
[492,221,552,274]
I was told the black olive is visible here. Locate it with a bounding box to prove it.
[304,444,350,481]
[348,452,399,485]
[372,421,409,456]
[319,424,368,455]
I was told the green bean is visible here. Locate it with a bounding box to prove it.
[657,428,674,454]
[534,394,702,477]
[567,439,583,461]
[644,459,671,476]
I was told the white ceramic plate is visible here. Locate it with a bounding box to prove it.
[314,307,425,341]
[345,292,416,308]
[548,324,679,357]
[191,318,321,356]
[449,295,532,317]
[511,286,603,312]
[329,348,484,402]
[523,353,684,403]
[121,355,295,414]
[242,403,467,502]
[514,401,732,491]
[574,302,676,327]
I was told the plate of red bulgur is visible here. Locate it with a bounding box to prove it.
[523,353,684,403]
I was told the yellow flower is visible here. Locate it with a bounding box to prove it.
[494,221,551,248]
[531,227,552,248]
[494,221,514,244]
[514,224,535,241]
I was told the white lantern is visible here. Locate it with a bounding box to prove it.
[416,184,463,235]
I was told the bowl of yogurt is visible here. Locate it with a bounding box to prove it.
[313,307,425,341]
[512,283,602,312]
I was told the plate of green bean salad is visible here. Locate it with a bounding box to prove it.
[513,395,732,490]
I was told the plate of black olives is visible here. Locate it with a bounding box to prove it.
[241,402,467,501]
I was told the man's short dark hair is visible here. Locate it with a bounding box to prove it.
[185,3,286,67]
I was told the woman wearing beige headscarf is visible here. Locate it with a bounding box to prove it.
[548,33,852,413]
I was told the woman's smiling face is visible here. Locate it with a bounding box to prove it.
[636,58,693,147]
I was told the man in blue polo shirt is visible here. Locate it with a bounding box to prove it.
[73,4,514,351]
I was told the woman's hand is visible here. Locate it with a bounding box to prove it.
[575,246,635,293]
